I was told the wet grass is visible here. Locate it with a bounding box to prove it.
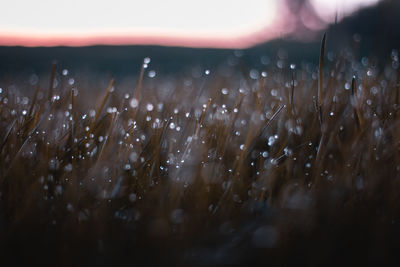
[0,37,400,266]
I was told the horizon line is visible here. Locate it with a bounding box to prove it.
[0,32,282,50]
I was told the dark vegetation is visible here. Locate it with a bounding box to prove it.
[0,31,400,265]
[1,1,400,266]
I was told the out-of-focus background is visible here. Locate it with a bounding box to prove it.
[0,0,398,77]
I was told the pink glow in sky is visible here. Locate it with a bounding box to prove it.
[0,0,381,48]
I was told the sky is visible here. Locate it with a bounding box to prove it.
[0,0,381,48]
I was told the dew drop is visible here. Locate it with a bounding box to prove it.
[143,57,151,64]
[66,203,73,212]
[221,88,229,95]
[268,136,276,146]
[146,103,154,112]
[64,163,72,172]
[49,158,60,170]
[129,152,138,162]
[249,69,259,79]
[148,70,156,78]
[284,147,293,157]
[129,98,139,108]
[129,193,137,202]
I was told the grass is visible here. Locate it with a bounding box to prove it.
[0,35,400,266]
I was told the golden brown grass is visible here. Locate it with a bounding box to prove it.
[0,37,400,266]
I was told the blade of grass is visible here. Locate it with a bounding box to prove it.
[70,87,76,147]
[88,78,114,136]
[28,84,40,117]
[48,61,57,101]
[318,33,326,126]
[315,33,327,178]
[0,118,16,154]
[351,76,362,130]
[131,60,146,123]
[4,99,56,177]
[396,67,400,106]
[291,69,295,114]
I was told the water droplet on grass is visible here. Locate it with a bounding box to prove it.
[148,70,156,78]
[129,193,137,202]
[129,152,138,162]
[49,158,60,170]
[64,163,72,172]
[146,103,154,111]
[268,136,276,146]
[66,203,73,212]
[249,69,259,79]
[143,57,151,64]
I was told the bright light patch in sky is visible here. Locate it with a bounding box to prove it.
[310,0,381,22]
[0,0,383,47]
[0,0,277,37]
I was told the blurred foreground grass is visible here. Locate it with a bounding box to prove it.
[0,36,400,266]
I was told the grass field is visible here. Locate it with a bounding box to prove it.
[0,35,400,266]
